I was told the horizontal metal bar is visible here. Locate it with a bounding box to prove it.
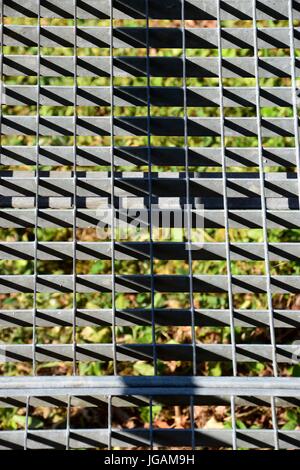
[1,170,295,178]
[0,343,299,363]
[3,0,298,20]
[0,274,298,293]
[0,208,298,228]
[1,428,299,449]
[1,55,296,77]
[0,241,298,261]
[2,85,296,107]
[1,26,298,49]
[0,395,297,408]
[2,196,297,210]
[2,375,300,392]
[0,146,297,167]
[1,377,300,408]
[0,308,299,328]
[1,116,296,136]
[0,392,299,408]
[0,173,297,197]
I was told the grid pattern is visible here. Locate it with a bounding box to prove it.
[0,0,300,450]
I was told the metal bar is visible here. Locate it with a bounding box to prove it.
[146,0,157,376]
[1,115,298,136]
[1,241,299,261]
[0,307,300,328]
[0,145,297,167]
[32,0,41,376]
[0,208,298,228]
[288,0,300,210]
[3,0,300,20]
[2,85,296,107]
[0,273,298,293]
[1,375,300,392]
[65,395,71,450]
[1,174,299,198]
[253,0,279,379]
[182,0,197,377]
[1,428,300,450]
[0,342,299,363]
[1,55,297,77]
[71,0,78,375]
[217,0,237,378]
[110,0,117,376]
[3,25,300,49]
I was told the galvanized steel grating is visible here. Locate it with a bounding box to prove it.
[0,0,300,450]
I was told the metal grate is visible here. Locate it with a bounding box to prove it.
[0,0,300,450]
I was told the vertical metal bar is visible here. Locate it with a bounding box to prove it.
[146,0,156,436]
[252,0,278,378]
[230,395,237,450]
[181,0,197,377]
[252,4,279,448]
[216,0,238,448]
[72,0,78,375]
[190,395,195,450]
[216,0,237,377]
[271,396,279,450]
[288,0,300,207]
[65,394,71,450]
[110,0,117,375]
[108,394,112,450]
[0,8,3,382]
[146,0,157,375]
[0,3,3,386]
[32,0,41,376]
[0,0,3,171]
[23,395,30,450]
[287,18,300,454]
